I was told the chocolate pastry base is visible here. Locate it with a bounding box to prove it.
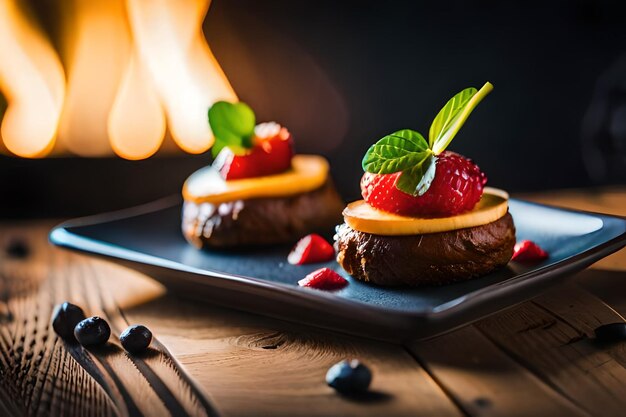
[335,212,516,286]
[182,181,344,248]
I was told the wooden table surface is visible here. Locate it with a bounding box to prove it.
[1,188,625,417]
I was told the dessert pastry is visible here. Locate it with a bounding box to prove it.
[182,101,344,248]
[336,82,516,286]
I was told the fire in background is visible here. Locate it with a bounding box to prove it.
[0,0,237,159]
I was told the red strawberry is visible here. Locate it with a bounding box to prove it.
[298,268,348,290]
[511,240,548,263]
[288,234,335,265]
[361,151,487,217]
[213,122,294,180]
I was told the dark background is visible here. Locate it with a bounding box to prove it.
[2,0,626,217]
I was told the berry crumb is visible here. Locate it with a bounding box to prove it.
[511,240,548,263]
[298,268,348,290]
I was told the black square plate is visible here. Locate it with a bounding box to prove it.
[50,196,626,341]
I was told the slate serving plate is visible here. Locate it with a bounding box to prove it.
[49,196,626,341]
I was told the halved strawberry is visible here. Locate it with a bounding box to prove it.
[298,268,348,290]
[361,151,486,217]
[511,240,548,263]
[213,122,294,180]
[288,234,335,265]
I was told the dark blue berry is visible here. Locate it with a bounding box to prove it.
[595,323,626,343]
[74,316,111,346]
[6,239,29,259]
[52,302,86,340]
[326,359,372,394]
[120,325,152,353]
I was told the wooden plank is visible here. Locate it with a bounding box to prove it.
[123,294,463,417]
[534,283,626,333]
[407,325,587,417]
[534,284,626,370]
[574,269,626,317]
[0,224,118,417]
[476,293,626,417]
[0,223,464,417]
[0,223,219,417]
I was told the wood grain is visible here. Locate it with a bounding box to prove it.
[534,285,626,372]
[407,326,588,417]
[0,223,219,417]
[0,224,118,417]
[575,269,626,316]
[124,295,463,417]
[476,291,626,417]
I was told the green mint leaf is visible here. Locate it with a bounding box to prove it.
[208,101,256,157]
[396,154,437,196]
[428,87,476,148]
[429,82,493,155]
[362,129,430,174]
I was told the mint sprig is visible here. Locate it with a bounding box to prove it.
[362,82,493,196]
[362,129,431,174]
[208,101,256,157]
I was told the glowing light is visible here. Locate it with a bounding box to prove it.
[57,0,132,156]
[0,0,65,158]
[0,0,236,158]
[126,0,237,154]
[108,54,166,160]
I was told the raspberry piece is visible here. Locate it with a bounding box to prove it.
[288,234,335,265]
[361,151,487,217]
[213,122,294,180]
[511,240,548,263]
[298,268,348,290]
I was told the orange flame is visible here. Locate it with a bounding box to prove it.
[0,0,236,158]
[58,0,132,156]
[108,54,166,160]
[126,0,237,154]
[0,0,65,158]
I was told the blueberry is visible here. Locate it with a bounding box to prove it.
[326,359,372,394]
[6,239,29,259]
[52,302,86,340]
[120,325,152,353]
[595,323,626,343]
[74,316,111,346]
